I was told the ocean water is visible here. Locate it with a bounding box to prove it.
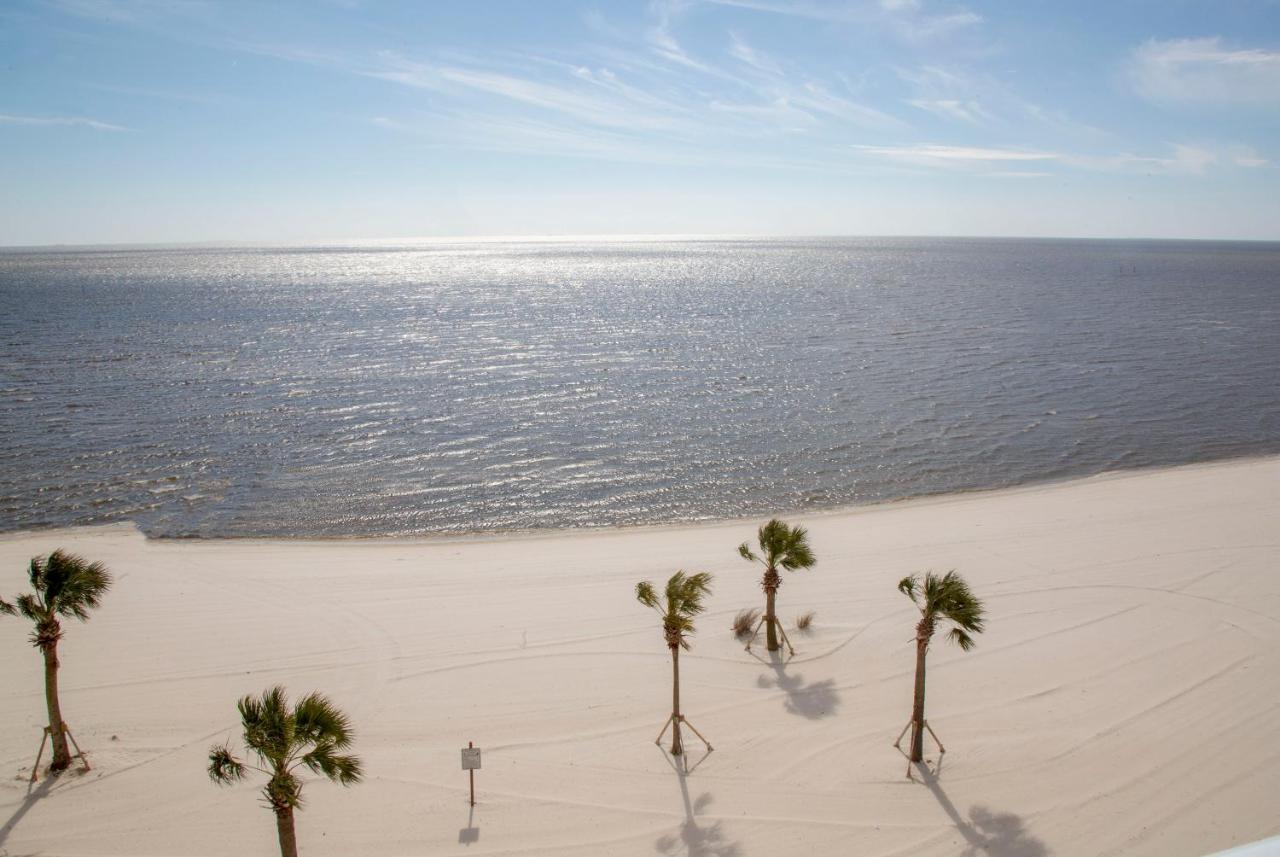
[1,237,1278,538]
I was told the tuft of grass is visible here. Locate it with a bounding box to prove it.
[732,608,760,639]
[795,611,816,633]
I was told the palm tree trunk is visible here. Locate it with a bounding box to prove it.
[909,635,928,763]
[275,806,299,857]
[764,570,779,652]
[670,644,684,756]
[42,641,71,772]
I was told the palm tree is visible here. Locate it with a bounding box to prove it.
[637,571,714,756]
[896,571,985,764]
[0,550,112,774]
[208,687,362,857]
[737,519,816,653]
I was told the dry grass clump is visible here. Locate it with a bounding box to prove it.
[732,608,760,639]
[795,611,816,632]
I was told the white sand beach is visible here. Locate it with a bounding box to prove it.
[2,456,1279,857]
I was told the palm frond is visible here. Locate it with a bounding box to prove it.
[670,570,712,619]
[635,580,659,611]
[897,575,919,605]
[780,525,816,571]
[27,555,46,593]
[663,571,687,614]
[757,519,788,565]
[239,686,293,764]
[933,570,986,636]
[293,692,354,750]
[737,542,758,563]
[51,556,112,620]
[948,627,976,651]
[0,597,15,617]
[14,593,44,622]
[302,744,363,785]
[208,745,247,784]
[40,551,74,607]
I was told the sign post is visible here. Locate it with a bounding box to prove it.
[461,741,481,806]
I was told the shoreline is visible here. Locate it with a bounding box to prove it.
[5,449,1278,546]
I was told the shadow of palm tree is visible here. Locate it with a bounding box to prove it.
[0,776,54,848]
[654,749,741,857]
[912,762,1049,857]
[754,649,840,719]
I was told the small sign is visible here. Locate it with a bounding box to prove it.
[461,747,482,770]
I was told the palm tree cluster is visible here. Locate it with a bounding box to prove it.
[3,532,987,855]
[631,519,985,777]
[2,550,362,857]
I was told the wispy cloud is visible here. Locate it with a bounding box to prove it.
[893,9,980,42]
[646,0,731,77]
[854,140,1265,177]
[1231,146,1269,168]
[371,108,887,177]
[793,81,907,129]
[896,65,995,124]
[0,113,128,131]
[720,31,907,129]
[1130,37,1280,105]
[439,65,681,130]
[1113,144,1218,175]
[371,112,703,165]
[728,31,783,75]
[897,63,1105,139]
[854,143,1058,169]
[708,97,819,131]
[1066,143,1267,176]
[238,3,911,162]
[907,98,990,123]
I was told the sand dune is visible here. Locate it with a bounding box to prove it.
[2,456,1279,856]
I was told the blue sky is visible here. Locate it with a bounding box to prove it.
[2,0,1279,244]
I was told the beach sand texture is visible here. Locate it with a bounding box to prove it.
[2,456,1278,856]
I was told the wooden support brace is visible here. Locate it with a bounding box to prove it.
[65,723,91,771]
[777,624,796,656]
[924,720,945,754]
[30,727,49,784]
[893,719,912,749]
[677,716,713,752]
[654,714,674,746]
[744,617,766,651]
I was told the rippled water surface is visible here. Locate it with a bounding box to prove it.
[2,237,1278,537]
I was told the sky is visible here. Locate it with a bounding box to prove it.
[2,0,1279,245]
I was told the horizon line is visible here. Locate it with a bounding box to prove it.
[5,232,1280,252]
